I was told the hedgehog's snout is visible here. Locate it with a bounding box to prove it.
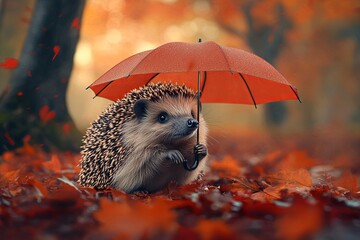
[187,118,198,129]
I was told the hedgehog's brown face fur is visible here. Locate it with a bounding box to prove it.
[133,95,199,143]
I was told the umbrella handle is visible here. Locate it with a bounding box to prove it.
[184,48,202,172]
[183,153,199,171]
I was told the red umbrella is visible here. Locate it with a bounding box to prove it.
[88,39,300,170]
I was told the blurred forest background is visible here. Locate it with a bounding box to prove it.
[0,0,359,150]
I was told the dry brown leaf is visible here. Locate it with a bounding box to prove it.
[276,150,317,171]
[266,168,313,187]
[210,155,242,177]
[251,191,278,202]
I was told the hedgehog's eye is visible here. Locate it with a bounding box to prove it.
[158,112,169,123]
[191,110,195,118]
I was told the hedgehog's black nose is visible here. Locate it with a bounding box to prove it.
[187,119,198,129]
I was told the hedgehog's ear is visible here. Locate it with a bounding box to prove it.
[134,99,149,120]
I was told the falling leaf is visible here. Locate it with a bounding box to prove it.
[52,45,60,61]
[71,18,80,30]
[0,58,19,69]
[39,105,56,122]
[4,132,15,146]
[23,134,31,144]
[62,123,71,134]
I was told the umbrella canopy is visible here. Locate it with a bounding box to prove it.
[88,40,300,171]
[88,40,300,106]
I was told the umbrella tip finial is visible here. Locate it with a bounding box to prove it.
[198,38,202,43]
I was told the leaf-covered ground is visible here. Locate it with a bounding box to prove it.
[1,132,360,240]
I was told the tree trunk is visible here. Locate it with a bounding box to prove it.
[215,1,291,126]
[0,0,85,153]
[243,2,290,126]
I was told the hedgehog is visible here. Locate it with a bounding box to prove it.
[79,82,208,193]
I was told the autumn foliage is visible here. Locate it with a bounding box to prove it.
[1,133,359,239]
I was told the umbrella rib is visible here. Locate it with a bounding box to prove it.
[145,73,160,85]
[289,85,302,103]
[215,44,233,73]
[200,71,207,95]
[93,81,114,99]
[127,49,159,76]
[239,73,257,108]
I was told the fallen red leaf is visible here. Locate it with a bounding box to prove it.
[21,142,36,156]
[28,178,49,198]
[335,171,358,193]
[1,169,20,182]
[1,151,14,162]
[0,133,359,239]
[52,45,60,61]
[94,198,178,238]
[229,177,263,194]
[276,199,323,239]
[43,154,62,172]
[251,190,278,202]
[195,219,235,239]
[210,155,242,177]
[263,150,283,164]
[0,58,19,69]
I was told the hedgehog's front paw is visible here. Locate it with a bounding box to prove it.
[167,150,185,164]
[194,144,207,160]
